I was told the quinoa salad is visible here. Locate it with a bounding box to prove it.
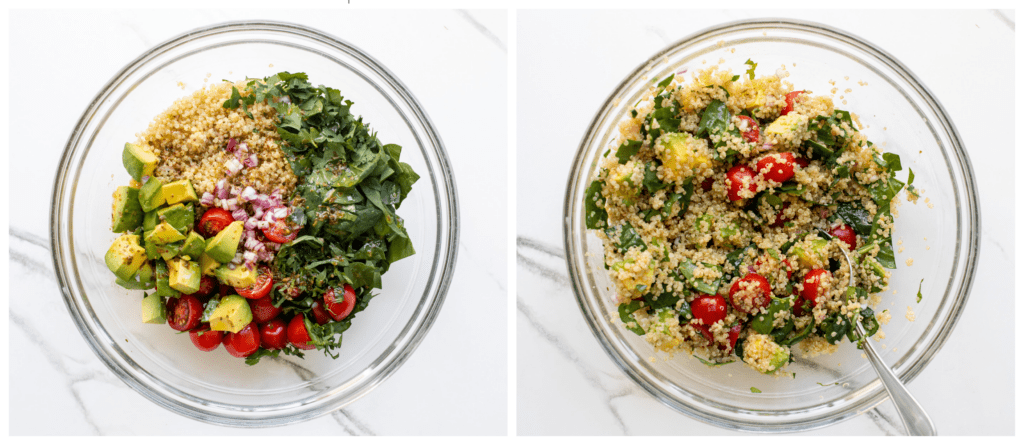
[584,61,917,376]
[104,72,419,364]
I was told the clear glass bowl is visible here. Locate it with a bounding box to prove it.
[50,21,459,427]
[563,19,979,432]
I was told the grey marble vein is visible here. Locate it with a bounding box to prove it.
[517,236,564,259]
[865,406,902,436]
[330,409,375,436]
[993,9,1015,31]
[516,237,569,288]
[11,227,50,250]
[10,249,56,281]
[456,10,506,53]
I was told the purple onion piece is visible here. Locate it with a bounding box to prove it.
[226,138,237,152]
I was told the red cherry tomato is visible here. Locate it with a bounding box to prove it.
[728,273,773,314]
[690,322,714,345]
[310,301,332,325]
[754,256,793,281]
[224,322,261,358]
[829,224,857,250]
[701,177,714,192]
[690,294,728,326]
[250,295,282,324]
[737,115,761,144]
[287,314,316,350]
[235,266,273,299]
[259,319,288,350]
[801,269,832,308]
[792,295,813,317]
[781,90,804,116]
[262,219,299,244]
[189,276,217,299]
[726,165,758,201]
[198,208,234,238]
[794,157,809,169]
[756,152,796,184]
[167,295,203,332]
[324,284,357,321]
[770,202,792,228]
[218,283,235,298]
[720,323,743,353]
[189,324,223,352]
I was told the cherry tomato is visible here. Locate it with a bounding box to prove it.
[250,295,282,324]
[794,157,809,169]
[754,256,793,281]
[262,220,299,244]
[235,265,274,299]
[737,115,761,144]
[792,295,814,317]
[259,319,288,350]
[720,323,743,353]
[690,322,714,345]
[167,295,203,332]
[189,276,217,299]
[770,202,792,228]
[829,224,857,250]
[756,152,796,184]
[701,177,714,192]
[728,273,773,314]
[781,90,804,116]
[690,294,727,326]
[287,314,316,350]
[801,269,832,308]
[198,208,234,238]
[726,165,758,201]
[324,284,357,321]
[310,301,332,325]
[218,283,235,298]
[189,324,223,352]
[223,322,261,358]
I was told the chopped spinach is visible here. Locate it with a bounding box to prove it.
[917,279,924,303]
[618,300,646,335]
[834,201,873,237]
[605,222,647,252]
[679,259,722,294]
[615,140,642,164]
[584,180,608,229]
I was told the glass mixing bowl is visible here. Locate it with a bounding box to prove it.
[50,21,459,427]
[563,19,979,432]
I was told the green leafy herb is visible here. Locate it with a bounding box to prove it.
[657,73,675,88]
[744,59,757,80]
[731,75,740,82]
[834,201,873,237]
[584,180,608,230]
[917,279,924,303]
[615,140,642,164]
[679,259,722,294]
[618,300,646,335]
[606,222,647,252]
[642,163,668,194]
[750,387,762,394]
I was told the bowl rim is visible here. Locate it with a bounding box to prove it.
[49,19,460,427]
[562,17,980,432]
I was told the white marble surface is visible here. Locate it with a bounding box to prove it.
[516,10,1014,435]
[9,9,507,435]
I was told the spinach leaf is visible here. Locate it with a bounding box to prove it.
[584,180,608,229]
[751,297,792,335]
[780,320,814,346]
[859,307,879,338]
[834,201,873,237]
[618,300,646,335]
[695,99,730,139]
[642,164,667,194]
[657,73,675,88]
[819,313,850,345]
[731,75,740,82]
[679,259,722,294]
[643,291,681,311]
[917,279,924,303]
[615,140,642,164]
[605,222,647,252]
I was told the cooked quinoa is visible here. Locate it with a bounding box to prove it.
[585,62,911,376]
[136,81,297,196]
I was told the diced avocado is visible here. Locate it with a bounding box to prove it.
[743,333,791,374]
[144,239,159,260]
[696,213,716,233]
[208,295,253,333]
[111,186,144,233]
[764,114,808,148]
[156,203,195,234]
[180,231,206,260]
[204,221,244,262]
[167,258,201,294]
[153,260,180,298]
[138,178,165,212]
[655,133,712,178]
[199,252,220,276]
[156,241,182,261]
[715,221,749,249]
[610,257,655,294]
[105,234,147,281]
[790,238,829,269]
[146,221,185,245]
[143,211,159,232]
[141,293,166,324]
[163,179,198,205]
[115,261,155,290]
[214,264,257,288]
[650,308,683,351]
[607,165,639,203]
[122,143,158,182]
[863,257,888,293]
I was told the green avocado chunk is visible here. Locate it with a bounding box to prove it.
[105,234,147,281]
[153,260,180,298]
[167,257,201,294]
[163,179,198,205]
[143,210,159,232]
[111,186,144,233]
[791,238,829,269]
[205,221,244,263]
[141,293,166,324]
[156,241,183,261]
[115,261,155,290]
[122,143,158,182]
[209,295,253,333]
[138,178,165,212]
[156,203,195,234]
[214,264,256,288]
[146,221,185,245]
[180,231,206,260]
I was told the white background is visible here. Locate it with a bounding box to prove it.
[9,9,508,435]
[516,9,1014,435]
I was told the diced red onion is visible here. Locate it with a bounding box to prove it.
[226,138,237,153]
[244,218,257,231]
[223,198,239,211]
[240,186,257,202]
[200,192,215,206]
[225,158,243,175]
[273,207,289,219]
[243,154,258,168]
[252,207,264,219]
[215,179,229,199]
[760,142,774,152]
[232,208,248,221]
[243,251,257,263]
[227,263,236,270]
[256,221,270,229]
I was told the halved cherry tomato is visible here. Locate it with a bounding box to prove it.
[794,157,809,169]
[690,294,727,326]
[198,208,234,238]
[167,295,203,332]
[218,283,235,298]
[700,177,714,192]
[770,202,792,228]
[726,165,758,201]
[792,295,813,317]
[690,322,714,345]
[259,319,288,350]
[781,90,804,116]
[224,322,261,358]
[720,323,744,353]
[755,152,796,183]
[728,273,773,314]
[324,284,357,321]
[310,301,332,325]
[829,224,857,250]
[262,219,299,244]
[737,115,761,144]
[189,324,223,352]
[235,265,273,299]
[287,314,316,350]
[250,295,282,324]
[753,256,794,281]
[801,269,832,308]
[189,276,217,299]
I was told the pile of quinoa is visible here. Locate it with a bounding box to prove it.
[587,64,909,376]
